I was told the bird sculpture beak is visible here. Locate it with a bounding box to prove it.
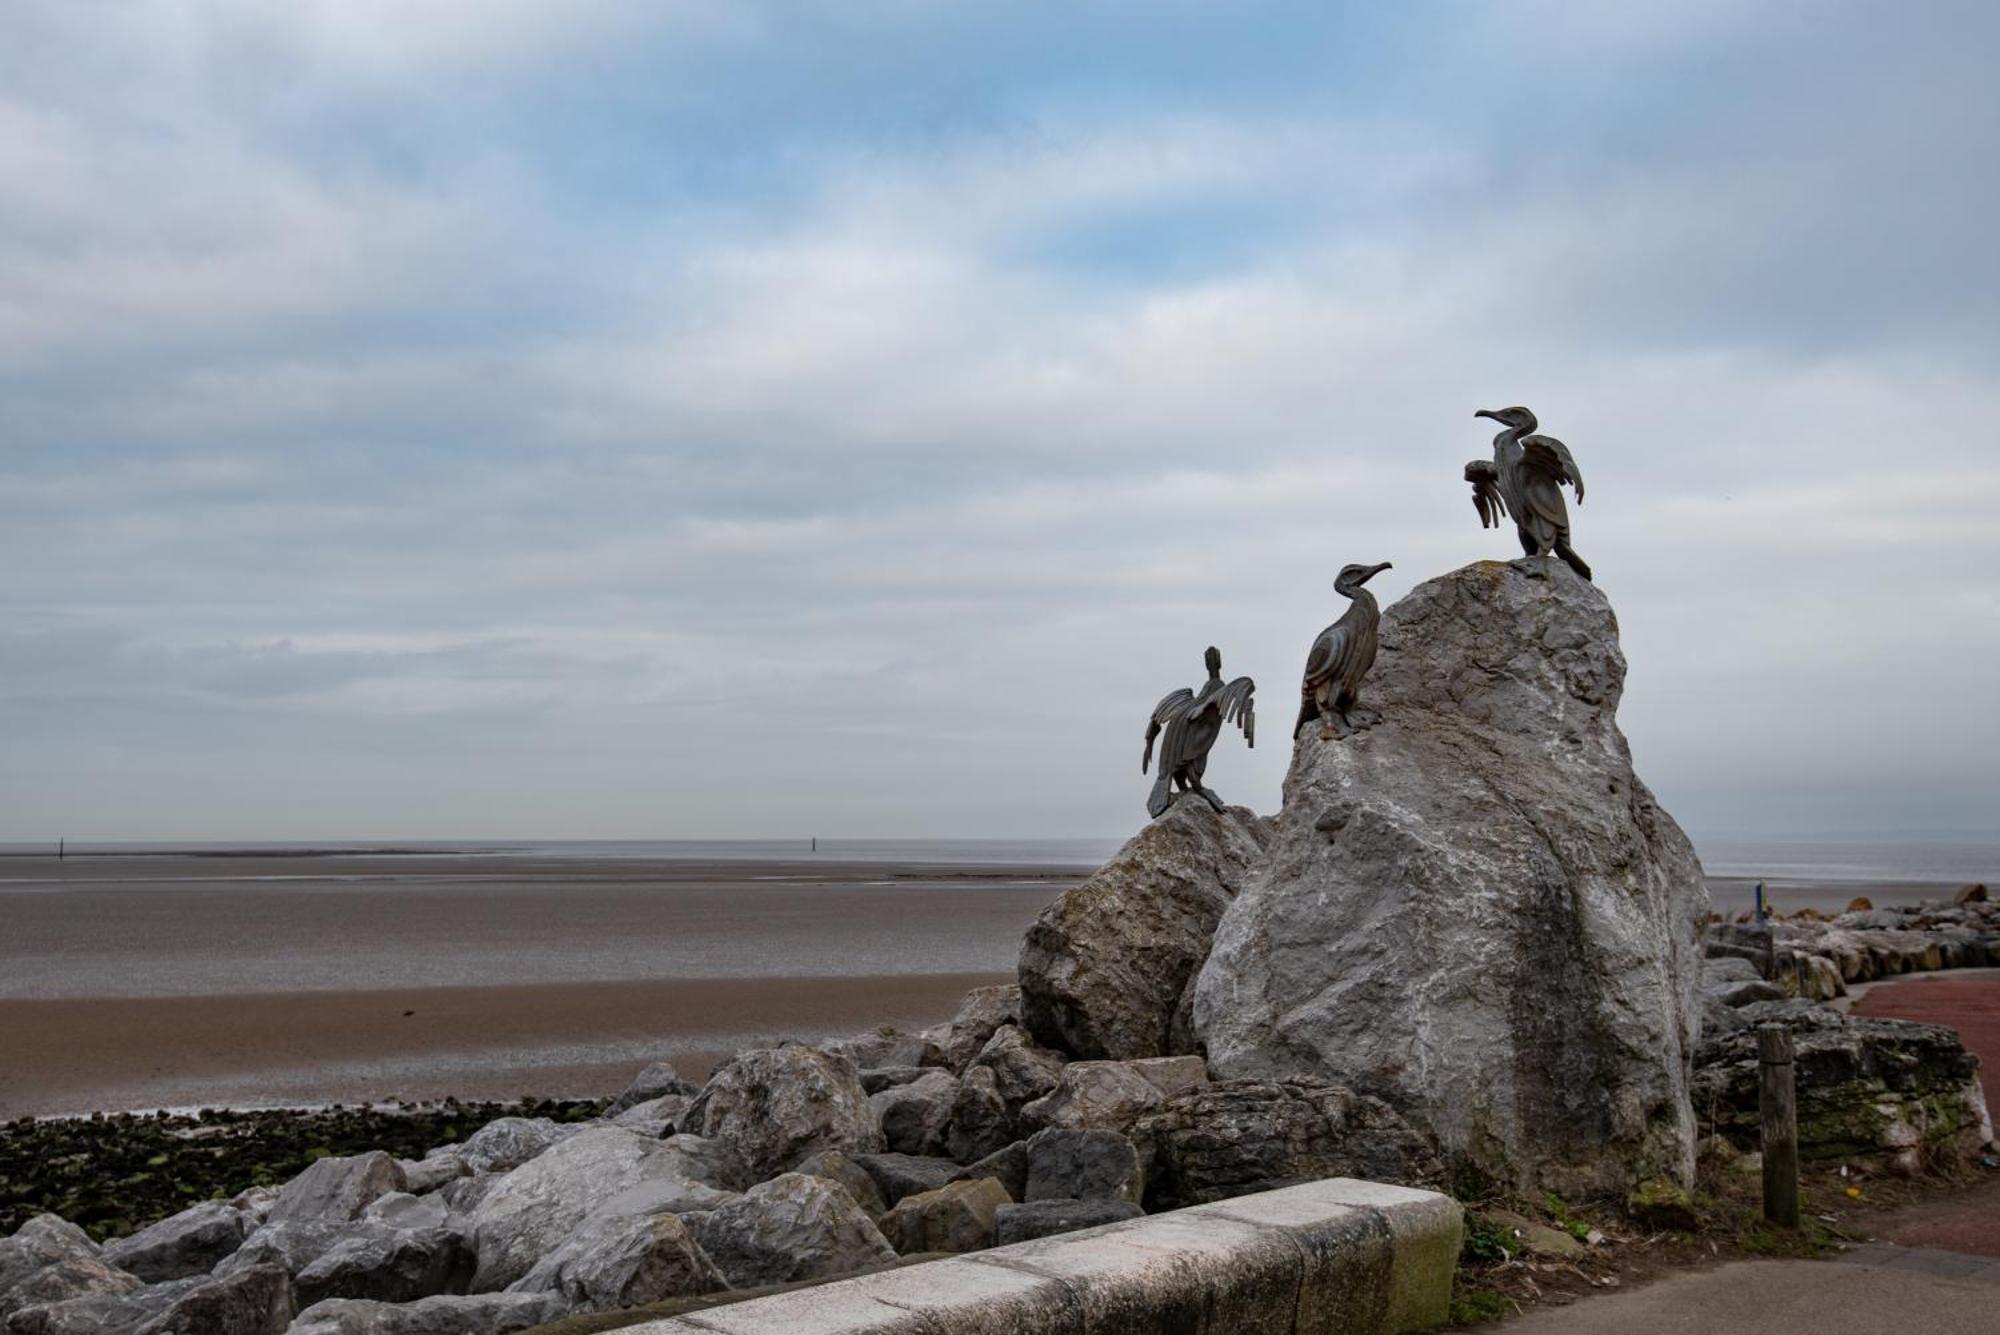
[1365,562,1393,581]
[1474,408,1502,422]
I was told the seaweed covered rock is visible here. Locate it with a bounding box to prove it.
[1693,1001,1993,1174]
[1195,560,1708,1197]
[679,1045,883,1183]
[1019,801,1271,1060]
[1132,1078,1444,1211]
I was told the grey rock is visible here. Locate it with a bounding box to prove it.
[455,1120,573,1176]
[948,1142,1029,1203]
[609,1095,692,1133]
[690,1174,896,1288]
[944,1064,1013,1162]
[361,1195,448,1233]
[850,1154,961,1207]
[1133,1077,1444,1210]
[992,1199,1143,1246]
[434,1177,496,1222]
[1694,1004,1994,1174]
[229,1187,282,1226]
[104,1201,249,1282]
[791,1151,888,1219]
[466,1126,730,1291]
[1019,1056,1207,1134]
[586,1176,738,1221]
[1019,801,1271,1061]
[1194,560,1710,1198]
[0,1216,142,1320]
[267,1154,407,1228]
[1710,978,1788,1008]
[966,1025,1065,1110]
[857,1067,930,1095]
[609,1062,699,1114]
[397,1155,468,1197]
[6,1282,191,1335]
[218,1222,356,1280]
[868,1070,958,1156]
[294,1227,472,1307]
[940,985,1022,1071]
[504,1214,724,1315]
[135,1263,293,1335]
[820,1030,947,1071]
[286,1292,562,1335]
[879,1178,1011,1255]
[1701,957,1762,986]
[1023,1128,1143,1204]
[679,1044,883,1182]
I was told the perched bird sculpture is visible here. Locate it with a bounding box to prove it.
[1142,646,1255,819]
[1295,562,1392,741]
[1465,405,1591,580]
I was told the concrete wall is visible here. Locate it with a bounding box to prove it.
[624,1178,1461,1335]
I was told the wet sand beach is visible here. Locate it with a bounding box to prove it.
[3,846,1990,1118]
[0,851,1079,1118]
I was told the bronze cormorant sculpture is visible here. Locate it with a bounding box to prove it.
[1143,646,1254,819]
[1295,562,1392,741]
[1465,405,1590,580]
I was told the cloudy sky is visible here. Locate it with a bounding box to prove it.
[3,2,1995,844]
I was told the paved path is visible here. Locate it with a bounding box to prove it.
[1500,1253,1998,1332]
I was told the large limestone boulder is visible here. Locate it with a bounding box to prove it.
[455,1119,575,1175]
[294,1226,474,1307]
[1019,802,1272,1060]
[939,985,1023,1071]
[467,1127,729,1291]
[1194,560,1709,1196]
[1132,1078,1443,1210]
[869,1070,958,1156]
[879,1178,1011,1255]
[1694,1001,1994,1174]
[679,1045,883,1181]
[0,1216,142,1320]
[287,1292,563,1334]
[103,1200,250,1282]
[505,1213,725,1315]
[689,1174,897,1288]
[266,1153,407,1228]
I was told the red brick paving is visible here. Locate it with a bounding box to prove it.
[1854,973,2000,1257]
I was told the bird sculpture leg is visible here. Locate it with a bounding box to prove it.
[1554,537,1592,581]
[1517,526,1540,558]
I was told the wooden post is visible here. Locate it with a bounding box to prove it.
[1758,1023,1799,1227]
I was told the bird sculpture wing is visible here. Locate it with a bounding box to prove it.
[1464,459,1507,529]
[1216,676,1255,749]
[1143,687,1195,773]
[1519,433,1584,503]
[1301,624,1348,692]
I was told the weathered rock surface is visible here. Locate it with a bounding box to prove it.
[1195,560,1709,1196]
[939,985,1023,1071]
[455,1120,573,1176]
[609,1062,699,1113]
[138,1263,293,1334]
[965,1025,1065,1111]
[792,1151,888,1219]
[610,1096,693,1136]
[505,1213,725,1315]
[361,1195,449,1233]
[679,1045,883,1181]
[948,1143,1029,1203]
[295,1226,473,1307]
[1022,1128,1143,1204]
[467,1127,728,1291]
[820,1030,946,1072]
[851,1154,960,1207]
[869,1070,958,1156]
[991,1199,1143,1246]
[396,1155,469,1197]
[1019,1056,1207,1134]
[1133,1078,1444,1210]
[944,1065,1013,1162]
[287,1292,562,1335]
[218,1221,356,1281]
[1020,801,1271,1061]
[879,1178,1011,1255]
[103,1200,249,1282]
[267,1154,407,1229]
[1694,1001,1994,1174]
[689,1174,896,1288]
[0,1216,142,1319]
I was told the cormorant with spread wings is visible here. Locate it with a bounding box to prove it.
[1464,405,1591,580]
[1142,646,1254,819]
[1295,562,1392,741]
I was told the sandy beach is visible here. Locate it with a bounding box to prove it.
[3,845,1990,1119]
[0,850,1079,1118]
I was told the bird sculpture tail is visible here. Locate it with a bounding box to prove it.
[1146,768,1176,819]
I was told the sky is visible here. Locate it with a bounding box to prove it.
[2,1,1996,844]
